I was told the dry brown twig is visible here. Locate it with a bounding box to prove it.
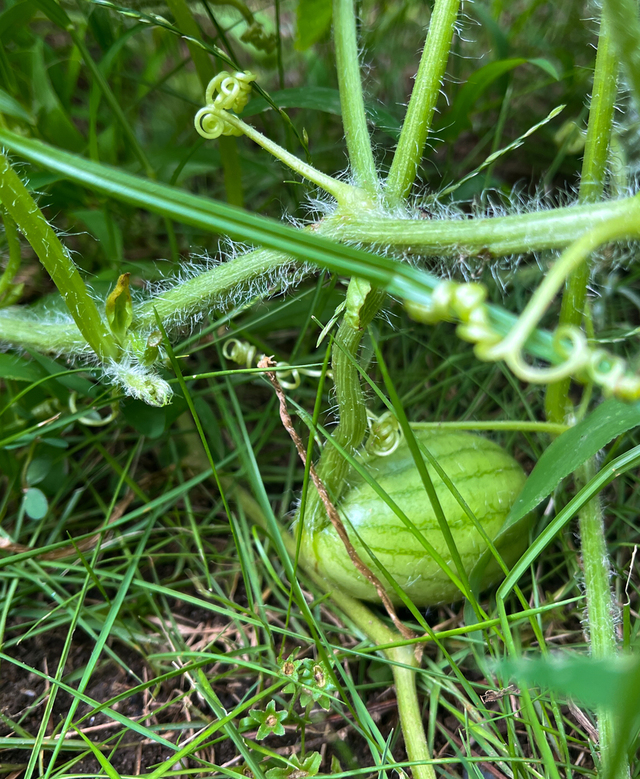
[258,355,415,641]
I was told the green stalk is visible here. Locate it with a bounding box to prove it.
[2,128,638,257]
[235,487,436,779]
[165,0,244,207]
[0,209,21,301]
[546,13,619,421]
[576,459,620,777]
[213,112,366,208]
[0,153,118,361]
[544,14,625,776]
[332,195,636,255]
[306,287,387,525]
[333,0,378,195]
[385,0,461,204]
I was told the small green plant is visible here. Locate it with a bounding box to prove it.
[1,1,640,778]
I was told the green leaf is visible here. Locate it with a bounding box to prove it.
[296,0,332,50]
[25,351,97,399]
[105,273,133,344]
[0,353,44,382]
[32,0,72,29]
[70,724,123,779]
[0,88,33,123]
[26,456,52,486]
[72,208,123,262]
[24,487,48,519]
[345,278,372,328]
[505,398,640,529]
[122,399,166,438]
[248,700,287,740]
[439,57,560,140]
[0,0,37,41]
[500,652,640,776]
[501,654,633,709]
[266,751,322,779]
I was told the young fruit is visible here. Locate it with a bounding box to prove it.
[301,429,527,606]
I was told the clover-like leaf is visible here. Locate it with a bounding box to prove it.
[247,700,287,741]
[299,660,337,711]
[265,751,322,779]
[279,653,302,694]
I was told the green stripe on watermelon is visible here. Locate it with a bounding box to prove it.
[300,429,528,606]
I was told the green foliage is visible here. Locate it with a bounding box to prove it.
[295,0,332,50]
[266,751,322,779]
[506,397,640,527]
[0,2,639,778]
[246,700,288,740]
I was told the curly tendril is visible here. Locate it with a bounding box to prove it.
[365,410,402,456]
[405,280,640,401]
[195,108,243,139]
[223,337,332,391]
[194,71,256,140]
[204,71,256,112]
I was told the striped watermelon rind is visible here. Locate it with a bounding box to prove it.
[300,429,528,606]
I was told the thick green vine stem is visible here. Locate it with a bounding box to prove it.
[385,0,461,203]
[305,284,388,528]
[546,12,627,777]
[0,209,22,307]
[404,215,640,402]
[546,12,619,422]
[333,0,379,196]
[0,153,118,362]
[576,460,620,778]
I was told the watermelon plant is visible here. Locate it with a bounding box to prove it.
[0,0,639,777]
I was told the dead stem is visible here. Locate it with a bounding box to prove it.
[258,355,415,641]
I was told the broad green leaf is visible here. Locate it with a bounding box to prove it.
[24,487,48,519]
[26,456,52,486]
[501,652,640,777]
[296,0,332,50]
[122,399,166,439]
[32,0,72,29]
[0,0,37,41]
[72,208,123,261]
[26,351,97,398]
[501,653,637,709]
[0,354,43,382]
[505,398,640,529]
